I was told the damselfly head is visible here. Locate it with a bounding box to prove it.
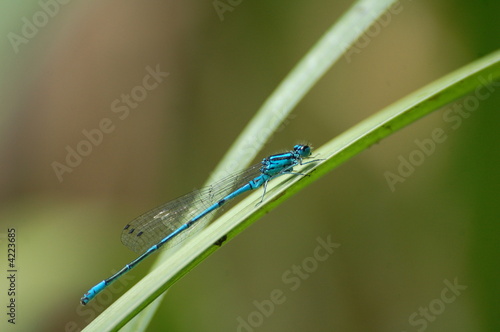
[293,144,312,158]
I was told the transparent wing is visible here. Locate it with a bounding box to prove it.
[121,163,262,253]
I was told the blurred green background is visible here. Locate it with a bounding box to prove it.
[0,1,498,331]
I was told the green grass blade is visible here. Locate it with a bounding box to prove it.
[83,49,499,332]
[116,0,399,331]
